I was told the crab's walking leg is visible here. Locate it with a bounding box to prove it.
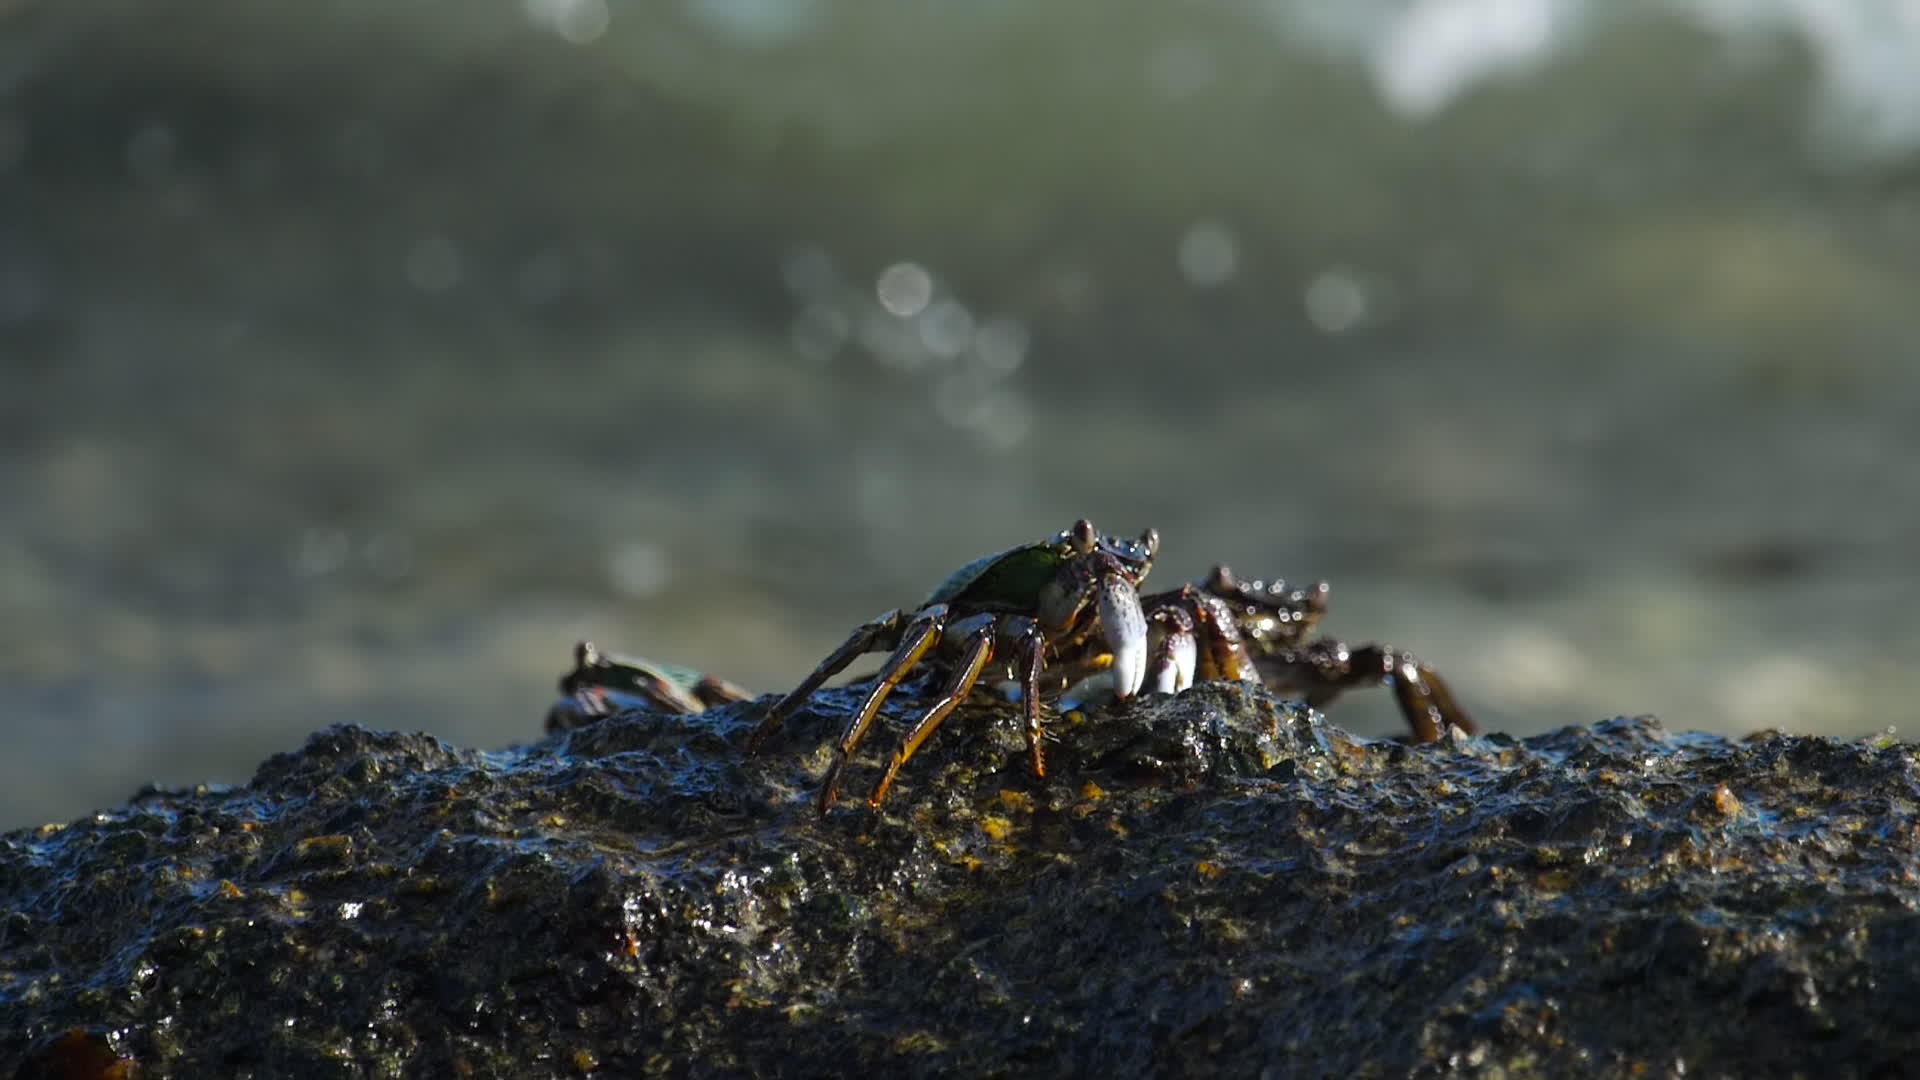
[693,675,754,709]
[1009,616,1048,778]
[1203,568,1331,636]
[866,625,996,809]
[1185,591,1260,683]
[747,608,911,753]
[817,606,946,814]
[1420,664,1474,737]
[1253,639,1478,742]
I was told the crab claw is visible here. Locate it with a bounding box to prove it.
[1148,621,1198,695]
[1098,573,1149,700]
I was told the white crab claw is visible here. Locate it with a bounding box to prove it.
[1098,574,1149,700]
[1148,627,1198,695]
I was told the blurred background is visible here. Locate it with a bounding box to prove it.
[4,0,1918,829]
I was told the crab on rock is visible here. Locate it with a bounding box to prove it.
[747,519,1158,813]
[1195,566,1474,741]
[545,641,751,732]
[1054,567,1476,742]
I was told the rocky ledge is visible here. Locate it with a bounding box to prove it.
[4,685,1919,1077]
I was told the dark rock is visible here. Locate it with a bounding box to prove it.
[4,685,1918,1077]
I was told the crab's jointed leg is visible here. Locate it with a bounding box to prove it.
[866,620,999,809]
[816,605,947,813]
[1252,639,1477,742]
[1203,567,1330,641]
[746,607,913,753]
[692,674,753,708]
[1011,616,1047,778]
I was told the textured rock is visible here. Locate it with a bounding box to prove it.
[4,684,1919,1077]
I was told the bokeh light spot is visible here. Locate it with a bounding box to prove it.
[684,0,822,49]
[858,308,927,370]
[876,262,934,318]
[1303,268,1368,334]
[292,528,351,578]
[608,542,673,598]
[916,299,975,359]
[523,0,611,44]
[1177,221,1239,288]
[780,246,839,298]
[973,316,1031,374]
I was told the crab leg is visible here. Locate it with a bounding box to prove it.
[1419,668,1472,737]
[747,607,912,753]
[866,623,998,809]
[816,605,946,813]
[1185,590,1260,684]
[1252,639,1478,742]
[1009,616,1047,778]
[691,674,754,709]
[1203,567,1330,638]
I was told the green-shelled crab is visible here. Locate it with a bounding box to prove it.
[545,641,752,732]
[747,519,1158,813]
[1055,567,1475,743]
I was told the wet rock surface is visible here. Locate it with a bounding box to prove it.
[4,685,1919,1078]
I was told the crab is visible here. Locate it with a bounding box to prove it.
[545,640,752,732]
[1051,567,1475,742]
[746,519,1158,813]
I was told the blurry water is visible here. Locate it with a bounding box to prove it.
[3,0,1918,828]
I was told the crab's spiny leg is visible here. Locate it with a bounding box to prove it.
[637,673,708,715]
[693,674,753,709]
[747,608,910,754]
[1253,639,1477,743]
[866,623,996,809]
[817,606,946,814]
[1180,590,1258,684]
[1388,665,1448,745]
[1010,616,1048,778]
[1420,668,1473,737]
[1376,657,1474,743]
[1202,567,1330,642]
